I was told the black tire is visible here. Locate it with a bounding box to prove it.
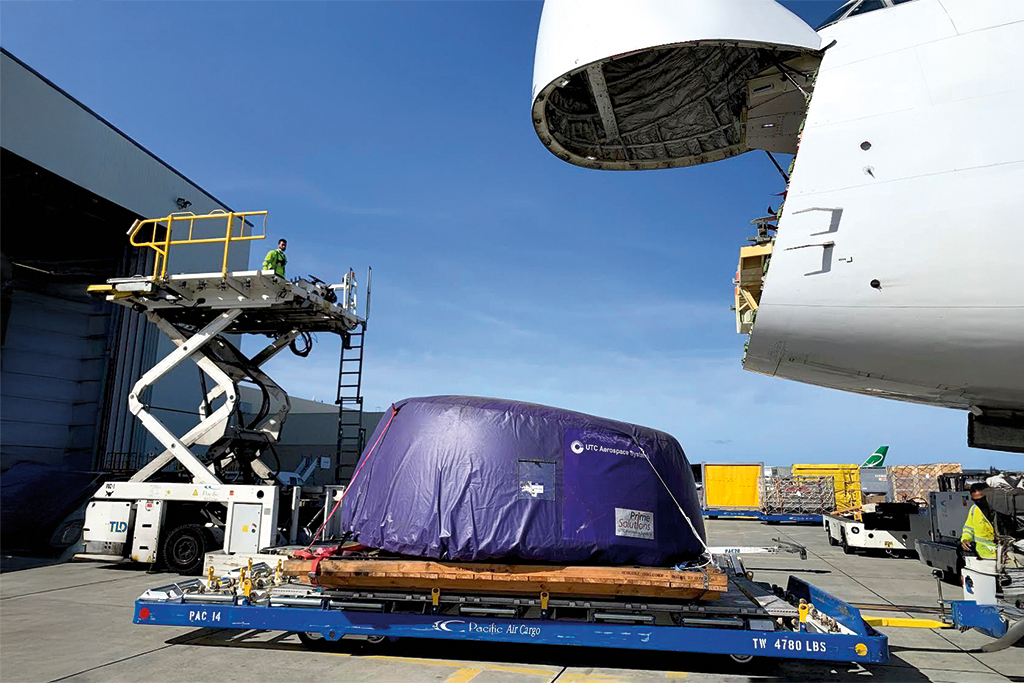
[162,524,208,575]
[297,631,331,650]
[841,529,853,555]
[827,526,838,546]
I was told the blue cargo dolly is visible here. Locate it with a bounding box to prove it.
[132,569,888,665]
[703,508,823,523]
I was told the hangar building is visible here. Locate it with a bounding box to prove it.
[1,48,378,552]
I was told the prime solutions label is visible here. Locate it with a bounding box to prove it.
[614,507,654,540]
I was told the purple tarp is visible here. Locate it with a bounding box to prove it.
[341,396,705,565]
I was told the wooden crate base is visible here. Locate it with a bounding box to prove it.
[284,558,725,601]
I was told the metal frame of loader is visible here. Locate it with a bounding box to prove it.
[76,210,368,573]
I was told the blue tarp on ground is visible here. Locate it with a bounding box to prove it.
[341,396,705,565]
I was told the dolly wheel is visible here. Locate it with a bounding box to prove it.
[162,524,207,575]
[730,654,754,664]
[297,631,331,650]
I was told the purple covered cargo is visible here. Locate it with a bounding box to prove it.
[341,396,706,566]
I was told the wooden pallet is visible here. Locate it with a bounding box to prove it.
[284,558,726,600]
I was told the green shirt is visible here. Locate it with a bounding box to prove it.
[262,248,287,277]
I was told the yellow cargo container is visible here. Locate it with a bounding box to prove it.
[792,464,862,511]
[702,463,762,510]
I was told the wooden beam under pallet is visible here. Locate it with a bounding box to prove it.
[284,559,726,601]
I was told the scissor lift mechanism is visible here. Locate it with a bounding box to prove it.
[80,214,368,569]
[94,269,364,487]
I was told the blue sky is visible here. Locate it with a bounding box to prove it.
[3,1,1015,468]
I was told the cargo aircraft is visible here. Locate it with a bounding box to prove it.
[529,0,1024,453]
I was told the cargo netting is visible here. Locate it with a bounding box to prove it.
[761,475,836,515]
[888,464,962,503]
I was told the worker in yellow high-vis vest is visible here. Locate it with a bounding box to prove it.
[262,238,288,277]
[961,483,996,560]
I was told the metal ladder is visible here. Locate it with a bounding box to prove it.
[335,322,366,483]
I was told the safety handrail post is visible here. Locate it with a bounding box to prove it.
[124,210,269,282]
[221,212,234,278]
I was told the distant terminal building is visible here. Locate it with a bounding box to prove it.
[0,49,376,551]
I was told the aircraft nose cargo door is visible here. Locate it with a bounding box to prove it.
[531,0,822,171]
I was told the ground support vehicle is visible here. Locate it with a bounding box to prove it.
[133,554,894,664]
[916,490,972,580]
[133,551,1024,662]
[824,503,930,557]
[74,211,368,573]
[915,471,1020,581]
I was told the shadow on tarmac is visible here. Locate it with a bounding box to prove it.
[744,567,833,574]
[168,627,935,681]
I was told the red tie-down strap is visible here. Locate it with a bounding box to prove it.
[299,405,400,553]
[293,544,339,560]
[308,554,325,587]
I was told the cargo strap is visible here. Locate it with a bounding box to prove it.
[308,555,326,587]
[629,435,712,564]
[301,404,400,551]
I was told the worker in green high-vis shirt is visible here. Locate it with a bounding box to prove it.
[262,238,287,277]
[962,483,997,560]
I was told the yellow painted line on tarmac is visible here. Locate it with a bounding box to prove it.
[666,673,688,679]
[558,674,629,683]
[446,668,483,683]
[480,664,560,677]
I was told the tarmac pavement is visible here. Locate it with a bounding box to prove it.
[1,520,1020,683]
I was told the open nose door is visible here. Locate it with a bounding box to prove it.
[532,0,822,170]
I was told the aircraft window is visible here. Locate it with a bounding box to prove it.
[848,0,887,17]
[892,0,917,4]
[817,0,858,29]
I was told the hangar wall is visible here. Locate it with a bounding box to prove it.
[1,48,253,474]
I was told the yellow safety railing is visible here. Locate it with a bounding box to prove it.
[128,210,269,280]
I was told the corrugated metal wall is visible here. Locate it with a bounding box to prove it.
[94,247,159,471]
[0,285,110,469]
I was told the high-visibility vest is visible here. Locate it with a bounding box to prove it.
[262,248,287,277]
[961,504,996,559]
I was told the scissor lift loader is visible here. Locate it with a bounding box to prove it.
[76,211,367,574]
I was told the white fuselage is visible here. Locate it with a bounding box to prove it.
[744,0,1024,412]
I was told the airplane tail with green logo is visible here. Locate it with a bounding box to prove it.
[861,446,888,468]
